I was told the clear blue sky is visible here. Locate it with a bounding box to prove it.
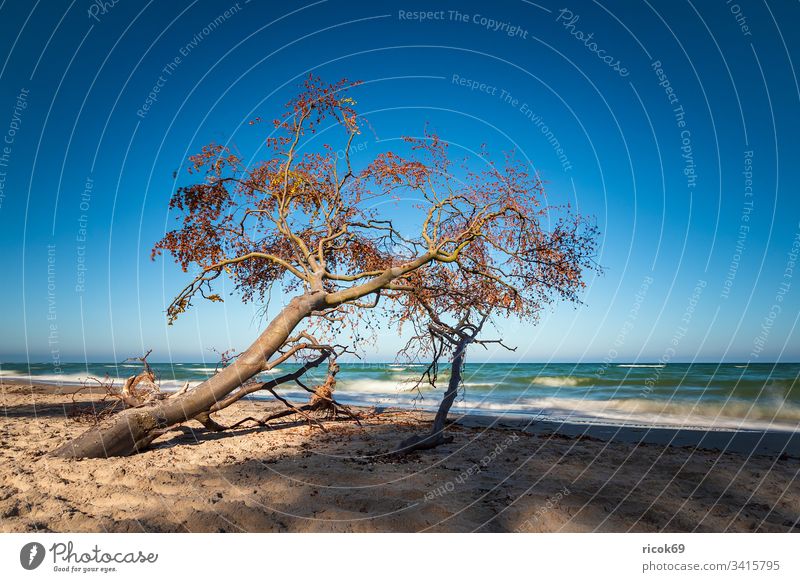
[1,0,798,363]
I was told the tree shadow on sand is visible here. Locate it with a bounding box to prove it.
[45,422,800,533]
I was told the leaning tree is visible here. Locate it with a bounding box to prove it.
[391,216,599,454]
[53,76,599,458]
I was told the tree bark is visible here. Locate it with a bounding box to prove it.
[51,293,324,458]
[397,334,470,454]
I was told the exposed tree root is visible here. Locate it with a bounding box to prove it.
[397,431,454,453]
[223,359,362,432]
[66,351,168,424]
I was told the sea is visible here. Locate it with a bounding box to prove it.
[2,362,798,432]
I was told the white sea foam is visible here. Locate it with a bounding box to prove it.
[337,378,419,394]
[0,371,201,393]
[530,376,585,387]
[160,380,203,391]
[448,396,800,431]
[1,372,110,385]
[328,389,800,432]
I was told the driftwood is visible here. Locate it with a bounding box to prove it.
[119,365,164,408]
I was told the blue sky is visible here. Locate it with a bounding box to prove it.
[0,0,798,363]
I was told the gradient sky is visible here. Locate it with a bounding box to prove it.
[0,0,798,364]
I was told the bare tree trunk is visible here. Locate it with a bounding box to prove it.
[397,334,471,454]
[51,293,323,459]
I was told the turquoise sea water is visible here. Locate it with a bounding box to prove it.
[2,362,798,431]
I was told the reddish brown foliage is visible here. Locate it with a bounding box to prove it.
[153,75,600,347]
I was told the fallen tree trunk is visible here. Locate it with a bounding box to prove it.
[51,293,323,458]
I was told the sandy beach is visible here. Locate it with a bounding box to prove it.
[1,380,798,533]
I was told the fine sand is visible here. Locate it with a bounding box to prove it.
[1,380,798,532]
